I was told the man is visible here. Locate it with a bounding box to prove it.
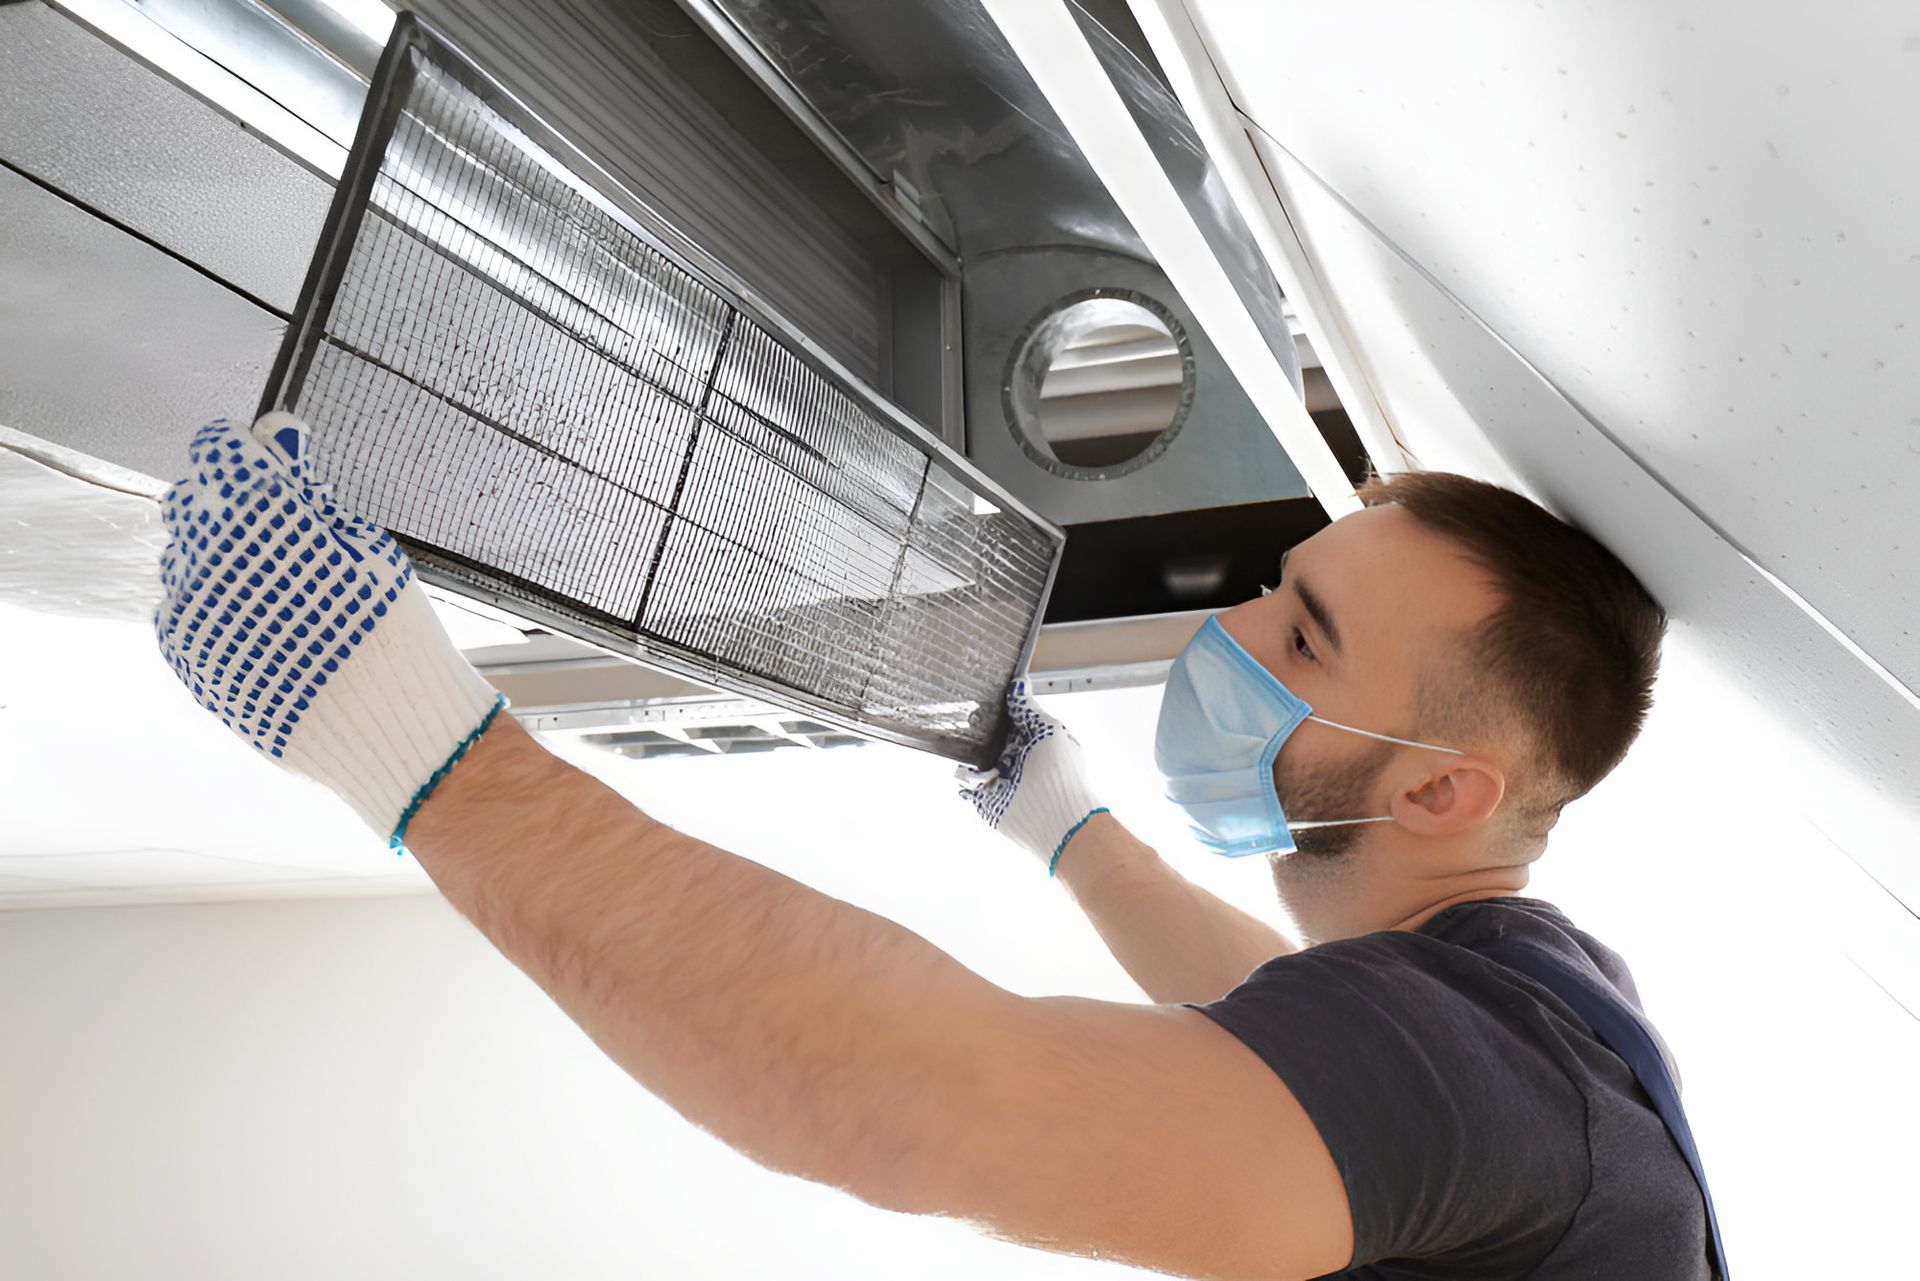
[154,412,1717,1279]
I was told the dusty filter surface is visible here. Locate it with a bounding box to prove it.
[261,16,1062,765]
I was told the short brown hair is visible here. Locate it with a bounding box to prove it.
[1355,471,1667,846]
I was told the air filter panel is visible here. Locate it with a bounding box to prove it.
[262,15,1062,765]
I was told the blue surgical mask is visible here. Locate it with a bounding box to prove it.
[1154,616,1464,856]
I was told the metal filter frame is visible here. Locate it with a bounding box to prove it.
[260,12,1065,766]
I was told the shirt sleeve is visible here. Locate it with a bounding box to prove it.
[1189,932,1593,1272]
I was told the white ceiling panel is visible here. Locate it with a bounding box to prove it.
[1182,0,1920,697]
[0,441,431,905]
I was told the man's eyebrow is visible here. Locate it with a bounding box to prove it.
[1280,548,1344,657]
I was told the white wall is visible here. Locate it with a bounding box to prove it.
[0,729,1161,1281]
[0,899,1141,1281]
[4,680,1917,1279]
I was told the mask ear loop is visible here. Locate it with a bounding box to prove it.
[1286,815,1396,831]
[1280,718,1468,831]
[1303,714,1466,756]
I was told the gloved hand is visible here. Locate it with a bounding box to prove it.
[154,412,507,849]
[957,681,1109,876]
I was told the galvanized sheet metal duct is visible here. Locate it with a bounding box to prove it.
[682,0,1314,526]
[266,17,1063,763]
[2,0,939,477]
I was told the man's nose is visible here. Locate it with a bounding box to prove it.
[1212,595,1268,650]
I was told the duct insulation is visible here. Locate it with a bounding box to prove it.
[261,16,1062,766]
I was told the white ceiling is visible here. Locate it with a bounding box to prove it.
[0,442,482,907]
[1091,0,1920,911]
[1185,0,1919,695]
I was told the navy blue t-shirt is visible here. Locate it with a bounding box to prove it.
[1191,897,1712,1279]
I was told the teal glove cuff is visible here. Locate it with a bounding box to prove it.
[388,691,508,849]
[1047,807,1111,877]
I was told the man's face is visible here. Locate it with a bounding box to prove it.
[1213,505,1503,860]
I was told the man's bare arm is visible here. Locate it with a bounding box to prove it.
[406,717,1353,1280]
[407,715,997,1195]
[1052,814,1299,1003]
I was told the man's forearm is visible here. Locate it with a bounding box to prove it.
[405,716,1000,1206]
[1051,815,1298,1003]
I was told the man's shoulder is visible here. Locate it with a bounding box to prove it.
[1194,899,1601,1273]
[1208,898,1621,1073]
[1411,895,1648,1014]
[1199,900,1702,1279]
[1213,894,1659,1088]
[1231,897,1630,1003]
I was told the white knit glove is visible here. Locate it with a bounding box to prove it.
[154,413,507,849]
[957,681,1109,876]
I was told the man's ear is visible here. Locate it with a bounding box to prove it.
[1389,757,1505,836]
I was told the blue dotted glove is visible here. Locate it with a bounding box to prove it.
[155,413,506,848]
[957,681,1109,876]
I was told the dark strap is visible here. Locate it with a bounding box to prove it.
[1472,940,1729,1280]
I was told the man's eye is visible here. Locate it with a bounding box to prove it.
[1293,628,1317,662]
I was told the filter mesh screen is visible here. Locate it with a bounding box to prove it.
[264,21,1061,764]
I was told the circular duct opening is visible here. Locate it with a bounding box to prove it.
[1005,291,1194,479]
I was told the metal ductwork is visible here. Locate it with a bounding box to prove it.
[0,0,1366,743]
[671,0,1355,621]
[263,14,1063,765]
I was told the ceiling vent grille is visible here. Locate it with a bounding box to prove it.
[581,719,869,760]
